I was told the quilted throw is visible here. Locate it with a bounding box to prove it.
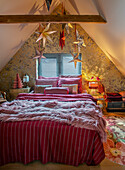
[103,116,125,165]
[0,99,106,142]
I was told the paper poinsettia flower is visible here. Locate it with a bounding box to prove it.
[91,76,100,81]
[96,77,100,81]
[34,48,46,64]
[59,30,65,50]
[73,30,86,52]
[68,52,83,68]
[36,23,56,47]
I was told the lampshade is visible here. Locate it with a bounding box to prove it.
[23,74,29,83]
[89,81,98,89]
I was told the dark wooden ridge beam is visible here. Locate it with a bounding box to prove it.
[0,15,106,23]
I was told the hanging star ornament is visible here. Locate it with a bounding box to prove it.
[68,51,83,68]
[61,9,73,34]
[59,30,65,50]
[36,23,56,47]
[73,30,86,52]
[65,23,73,34]
[34,48,46,64]
[45,0,52,11]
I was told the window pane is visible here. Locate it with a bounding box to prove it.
[62,56,81,75]
[41,58,57,77]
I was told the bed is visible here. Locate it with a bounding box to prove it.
[0,93,106,166]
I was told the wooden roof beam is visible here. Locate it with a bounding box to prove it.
[0,15,106,23]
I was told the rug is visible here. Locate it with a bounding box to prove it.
[103,115,125,165]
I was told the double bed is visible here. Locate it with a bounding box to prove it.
[0,93,106,166]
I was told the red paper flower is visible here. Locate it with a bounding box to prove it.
[96,77,100,81]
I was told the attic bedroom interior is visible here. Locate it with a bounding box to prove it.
[0,0,125,169]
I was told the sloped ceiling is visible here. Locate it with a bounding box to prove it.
[0,0,125,76]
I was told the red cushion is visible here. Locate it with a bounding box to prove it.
[44,87,69,94]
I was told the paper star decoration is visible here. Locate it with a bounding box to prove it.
[68,51,83,68]
[36,23,56,47]
[64,23,73,34]
[59,30,65,50]
[62,9,73,34]
[34,48,46,64]
[73,30,86,52]
[45,0,52,11]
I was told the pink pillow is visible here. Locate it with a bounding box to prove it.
[44,87,69,94]
[36,79,58,87]
[38,76,58,80]
[58,77,82,93]
[34,85,52,93]
[62,84,78,94]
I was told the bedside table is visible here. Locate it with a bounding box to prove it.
[9,87,30,100]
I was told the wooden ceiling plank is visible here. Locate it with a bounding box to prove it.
[0,15,106,23]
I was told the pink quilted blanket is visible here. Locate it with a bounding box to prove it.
[0,99,106,142]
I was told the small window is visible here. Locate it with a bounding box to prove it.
[62,54,81,75]
[40,58,57,77]
[38,53,81,77]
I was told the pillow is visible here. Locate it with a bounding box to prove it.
[119,91,125,98]
[58,77,82,93]
[60,75,82,78]
[44,87,69,94]
[35,85,52,93]
[38,76,58,80]
[62,84,78,94]
[60,75,83,93]
[36,79,58,87]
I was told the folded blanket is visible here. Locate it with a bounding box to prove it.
[0,99,106,142]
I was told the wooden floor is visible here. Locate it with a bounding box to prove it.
[0,159,125,170]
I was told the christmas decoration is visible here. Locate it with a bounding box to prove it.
[73,30,86,52]
[59,30,65,50]
[13,73,23,89]
[65,23,73,34]
[61,8,73,34]
[33,48,46,64]
[91,76,100,81]
[69,52,83,68]
[45,0,52,11]
[36,23,56,47]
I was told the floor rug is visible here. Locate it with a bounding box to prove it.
[103,115,125,165]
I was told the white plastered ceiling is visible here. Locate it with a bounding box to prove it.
[0,0,125,76]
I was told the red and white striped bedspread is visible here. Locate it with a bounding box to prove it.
[0,120,105,166]
[0,93,105,166]
[16,93,97,103]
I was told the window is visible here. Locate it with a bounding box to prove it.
[38,53,82,77]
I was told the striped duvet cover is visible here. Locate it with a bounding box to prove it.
[0,93,105,166]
